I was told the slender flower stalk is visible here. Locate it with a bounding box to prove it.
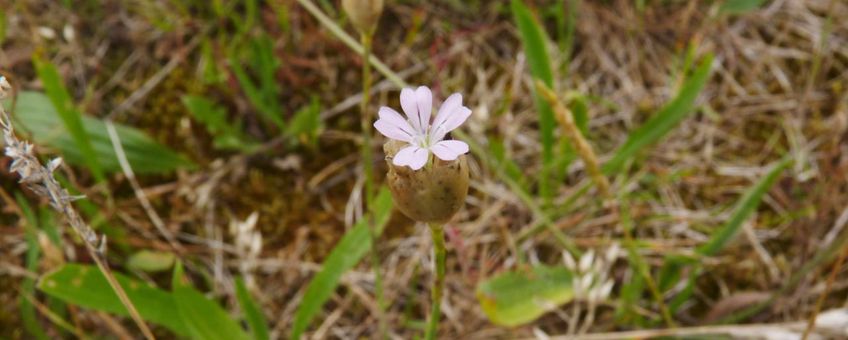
[426,222,446,340]
[342,0,387,336]
[0,76,156,339]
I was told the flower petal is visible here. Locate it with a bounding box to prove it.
[400,88,423,134]
[375,107,415,142]
[432,93,463,130]
[430,140,469,161]
[429,106,472,143]
[393,145,429,170]
[414,86,432,133]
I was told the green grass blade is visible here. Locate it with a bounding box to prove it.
[235,278,270,340]
[32,56,105,182]
[719,0,767,15]
[15,193,49,340]
[291,188,393,339]
[602,54,714,175]
[174,286,250,340]
[38,264,191,336]
[285,97,322,147]
[182,95,257,151]
[697,156,792,256]
[511,0,556,204]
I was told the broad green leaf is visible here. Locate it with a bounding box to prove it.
[11,91,194,174]
[235,278,270,340]
[291,188,393,339]
[512,0,556,203]
[476,265,574,327]
[38,264,190,336]
[182,95,257,151]
[697,156,792,256]
[127,250,176,273]
[719,0,767,15]
[174,286,250,340]
[603,54,714,175]
[33,56,104,182]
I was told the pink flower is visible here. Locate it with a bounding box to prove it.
[374,86,471,170]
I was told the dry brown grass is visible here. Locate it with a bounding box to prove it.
[1,0,848,338]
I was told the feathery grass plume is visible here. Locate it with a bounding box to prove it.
[375,86,471,339]
[1,75,156,340]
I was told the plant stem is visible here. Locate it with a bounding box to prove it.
[426,223,446,340]
[801,241,848,339]
[361,33,375,204]
[359,32,388,339]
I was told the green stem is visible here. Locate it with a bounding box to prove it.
[360,32,387,339]
[426,223,446,340]
[361,33,375,204]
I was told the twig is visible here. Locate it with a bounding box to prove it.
[1,77,156,339]
[802,240,848,339]
[295,0,406,87]
[105,120,184,253]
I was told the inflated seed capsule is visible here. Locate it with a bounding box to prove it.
[384,140,469,223]
[342,0,384,35]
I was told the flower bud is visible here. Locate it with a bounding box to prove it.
[342,0,384,35]
[383,140,469,223]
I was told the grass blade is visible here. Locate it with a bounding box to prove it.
[511,0,556,204]
[697,156,792,256]
[32,56,105,182]
[719,0,767,15]
[15,193,49,340]
[235,278,270,340]
[38,264,191,336]
[174,286,250,340]
[291,188,393,339]
[602,54,714,175]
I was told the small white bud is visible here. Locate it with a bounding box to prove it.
[579,250,594,273]
[37,27,57,39]
[606,243,620,263]
[48,157,63,172]
[562,251,576,270]
[63,24,75,42]
[598,279,614,300]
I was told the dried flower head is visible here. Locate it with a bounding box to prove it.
[342,0,384,35]
[374,86,471,170]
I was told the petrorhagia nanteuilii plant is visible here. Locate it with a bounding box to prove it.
[375,86,471,339]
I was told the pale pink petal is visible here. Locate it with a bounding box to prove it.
[414,86,432,132]
[430,140,469,161]
[375,120,412,142]
[393,145,429,170]
[400,88,424,134]
[429,106,472,143]
[375,107,415,142]
[431,93,463,131]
